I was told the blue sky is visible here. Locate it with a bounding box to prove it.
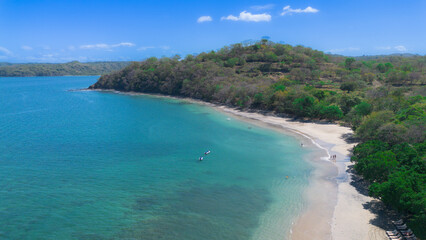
[0,0,425,63]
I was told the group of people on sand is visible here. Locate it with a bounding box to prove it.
[330,155,337,160]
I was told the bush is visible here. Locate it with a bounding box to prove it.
[356,111,395,141]
[318,105,343,120]
[354,102,372,116]
[292,95,315,117]
[340,81,358,92]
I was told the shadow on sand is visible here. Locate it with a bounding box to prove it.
[347,165,402,231]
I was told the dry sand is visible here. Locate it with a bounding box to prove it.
[90,90,388,240]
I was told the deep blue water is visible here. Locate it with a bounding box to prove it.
[0,76,316,240]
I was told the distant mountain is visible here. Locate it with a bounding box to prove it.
[0,61,131,77]
[355,53,421,60]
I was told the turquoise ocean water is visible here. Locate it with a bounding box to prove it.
[0,76,318,240]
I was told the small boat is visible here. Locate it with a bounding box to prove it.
[204,150,211,155]
[199,157,204,161]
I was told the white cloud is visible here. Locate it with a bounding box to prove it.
[0,46,12,55]
[197,16,213,23]
[24,54,89,63]
[281,5,319,16]
[251,4,274,10]
[81,44,109,49]
[116,42,135,47]
[222,15,239,21]
[137,46,170,51]
[221,11,271,22]
[376,45,407,52]
[327,47,360,54]
[377,46,392,50]
[21,45,33,50]
[80,42,135,50]
[394,45,407,52]
[137,46,155,51]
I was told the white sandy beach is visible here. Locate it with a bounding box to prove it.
[92,90,389,240]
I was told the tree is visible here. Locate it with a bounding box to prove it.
[224,58,239,67]
[376,62,394,73]
[391,143,424,170]
[376,63,386,73]
[340,81,358,92]
[356,111,394,141]
[252,93,264,107]
[354,102,372,116]
[352,140,390,162]
[345,57,356,69]
[292,95,316,117]
[376,123,407,145]
[358,150,398,182]
[339,94,361,114]
[369,169,426,236]
[313,90,325,100]
[319,105,343,120]
[264,51,278,62]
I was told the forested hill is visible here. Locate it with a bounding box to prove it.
[90,40,426,237]
[91,40,425,100]
[0,61,130,77]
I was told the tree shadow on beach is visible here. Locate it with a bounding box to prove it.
[363,200,400,230]
[348,165,370,196]
[347,165,400,231]
[341,132,358,144]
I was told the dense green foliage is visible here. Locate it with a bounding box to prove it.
[351,93,425,236]
[0,61,130,77]
[90,41,425,236]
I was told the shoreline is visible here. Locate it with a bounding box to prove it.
[85,89,387,240]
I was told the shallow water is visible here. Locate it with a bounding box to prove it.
[0,76,318,240]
